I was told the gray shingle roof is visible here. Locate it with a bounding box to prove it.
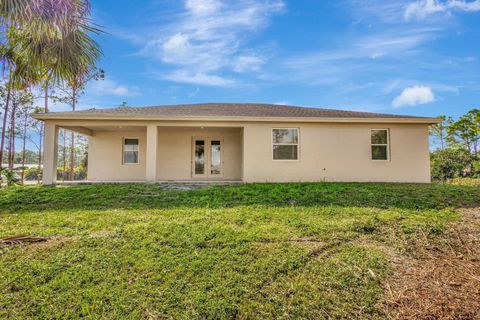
[35,103,434,120]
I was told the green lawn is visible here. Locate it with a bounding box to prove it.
[0,183,479,319]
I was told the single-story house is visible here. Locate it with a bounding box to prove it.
[33,103,440,185]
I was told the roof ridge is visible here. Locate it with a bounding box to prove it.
[81,103,429,119]
[32,103,439,123]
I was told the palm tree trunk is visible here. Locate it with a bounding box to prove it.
[8,122,13,168]
[40,80,49,183]
[37,123,43,184]
[8,123,14,168]
[8,92,17,169]
[0,82,11,168]
[7,129,11,168]
[21,113,28,183]
[70,131,75,180]
[69,88,76,180]
[44,84,49,113]
[62,130,66,181]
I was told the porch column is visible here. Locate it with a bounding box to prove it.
[43,121,58,185]
[146,124,158,182]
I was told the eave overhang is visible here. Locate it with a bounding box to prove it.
[31,113,442,124]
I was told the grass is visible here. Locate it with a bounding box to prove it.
[0,182,479,319]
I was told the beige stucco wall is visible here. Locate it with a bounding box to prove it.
[60,119,431,183]
[156,127,243,180]
[88,130,147,181]
[87,126,242,181]
[242,122,431,183]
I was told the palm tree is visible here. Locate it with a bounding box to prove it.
[0,71,12,167]
[1,0,103,110]
[1,0,103,174]
[0,34,38,168]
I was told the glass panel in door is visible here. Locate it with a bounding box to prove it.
[210,140,221,175]
[195,140,205,175]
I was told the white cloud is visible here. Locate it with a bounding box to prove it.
[89,79,141,97]
[233,55,265,72]
[382,79,402,94]
[404,0,480,20]
[141,0,284,86]
[392,85,436,107]
[430,83,459,93]
[347,0,408,23]
[356,29,438,56]
[161,33,191,64]
[370,52,385,59]
[185,0,223,15]
[281,27,438,76]
[348,0,480,23]
[163,70,235,87]
[405,0,446,20]
[448,0,480,11]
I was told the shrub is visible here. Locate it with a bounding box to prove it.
[57,166,87,181]
[431,148,472,182]
[74,166,87,180]
[0,167,20,186]
[24,167,42,181]
[472,160,480,178]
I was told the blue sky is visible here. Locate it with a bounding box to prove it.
[60,0,480,118]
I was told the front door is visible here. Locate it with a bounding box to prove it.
[192,138,223,179]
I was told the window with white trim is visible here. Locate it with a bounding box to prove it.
[272,128,299,160]
[371,129,389,161]
[123,138,139,164]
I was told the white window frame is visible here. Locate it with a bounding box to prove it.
[122,137,140,165]
[371,129,390,162]
[191,137,225,178]
[272,128,300,161]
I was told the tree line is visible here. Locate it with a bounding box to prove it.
[430,109,480,181]
[0,0,103,185]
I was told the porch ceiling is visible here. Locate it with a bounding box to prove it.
[59,124,244,136]
[58,125,95,136]
[77,125,147,132]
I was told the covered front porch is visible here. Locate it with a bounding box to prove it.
[43,122,244,185]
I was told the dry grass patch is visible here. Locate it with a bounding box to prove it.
[0,235,51,245]
[384,207,480,320]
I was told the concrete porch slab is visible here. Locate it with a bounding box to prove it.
[50,180,244,190]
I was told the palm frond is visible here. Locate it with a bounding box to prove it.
[0,0,103,87]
